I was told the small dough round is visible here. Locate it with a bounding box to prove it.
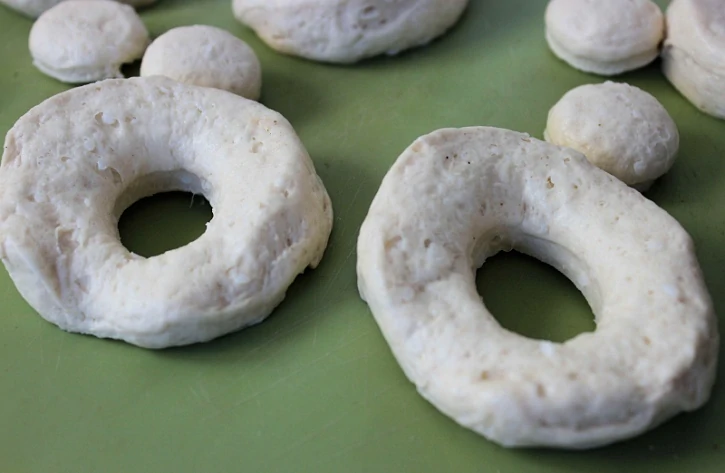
[140,25,262,100]
[29,0,150,84]
[232,0,470,64]
[1,0,156,18]
[545,0,664,76]
[0,76,333,349]
[661,0,725,119]
[544,82,679,191]
[357,127,718,448]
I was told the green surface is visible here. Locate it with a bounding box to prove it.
[118,192,212,258]
[1,0,724,471]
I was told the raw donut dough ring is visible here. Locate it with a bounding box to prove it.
[357,127,718,448]
[232,0,470,64]
[661,0,725,120]
[1,0,156,18]
[0,76,333,349]
[545,0,664,76]
[140,25,263,100]
[29,0,150,84]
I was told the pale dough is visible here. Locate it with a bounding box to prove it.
[141,25,263,100]
[356,126,718,448]
[661,0,725,119]
[1,0,156,18]
[544,82,679,191]
[29,0,150,84]
[0,76,333,349]
[545,0,664,76]
[232,0,470,64]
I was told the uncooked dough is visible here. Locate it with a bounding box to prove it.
[544,82,679,191]
[0,76,333,349]
[141,25,263,100]
[29,0,150,83]
[356,126,718,448]
[661,0,725,120]
[232,0,470,64]
[545,0,664,75]
[1,0,156,18]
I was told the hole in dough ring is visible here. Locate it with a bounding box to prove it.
[0,76,333,349]
[232,0,470,64]
[356,127,718,449]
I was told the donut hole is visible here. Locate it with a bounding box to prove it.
[476,250,595,343]
[116,170,213,257]
[118,192,212,258]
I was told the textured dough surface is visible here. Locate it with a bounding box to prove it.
[545,0,664,75]
[29,0,150,83]
[0,76,333,349]
[662,0,725,119]
[232,0,470,64]
[356,127,718,448]
[1,0,156,18]
[663,0,725,74]
[141,25,262,100]
[544,82,679,190]
[662,46,725,120]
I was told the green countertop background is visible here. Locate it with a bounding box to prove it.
[1,0,723,471]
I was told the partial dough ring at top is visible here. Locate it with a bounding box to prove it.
[0,0,156,17]
[232,0,470,63]
[661,0,725,119]
[357,127,718,448]
[0,76,333,349]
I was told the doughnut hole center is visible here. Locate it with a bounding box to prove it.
[116,171,212,258]
[476,251,595,343]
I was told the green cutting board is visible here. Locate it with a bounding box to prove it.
[1,1,723,471]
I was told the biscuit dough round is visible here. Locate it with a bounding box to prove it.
[141,25,262,100]
[232,0,470,64]
[661,0,725,119]
[356,127,718,448]
[545,0,664,76]
[1,0,156,18]
[0,76,333,349]
[29,0,150,84]
[544,82,679,191]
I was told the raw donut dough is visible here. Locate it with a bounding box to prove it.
[356,126,718,449]
[661,0,725,119]
[545,0,664,75]
[1,0,156,18]
[29,0,150,84]
[232,0,470,64]
[0,76,333,349]
[544,82,679,191]
[140,25,263,101]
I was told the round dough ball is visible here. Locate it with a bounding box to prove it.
[1,0,156,18]
[140,25,262,100]
[662,0,725,119]
[545,0,664,76]
[544,82,679,191]
[232,0,470,64]
[29,0,150,84]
